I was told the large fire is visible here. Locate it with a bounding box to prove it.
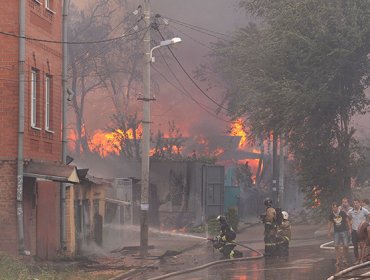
[88,128,141,157]
[68,118,262,183]
[230,118,248,148]
[68,128,141,157]
[88,129,121,157]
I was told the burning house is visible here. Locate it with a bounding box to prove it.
[72,127,268,232]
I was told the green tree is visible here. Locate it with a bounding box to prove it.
[212,0,370,215]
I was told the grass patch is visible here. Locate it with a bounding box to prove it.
[0,252,122,280]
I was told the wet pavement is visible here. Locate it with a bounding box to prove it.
[101,221,364,280]
[131,243,337,280]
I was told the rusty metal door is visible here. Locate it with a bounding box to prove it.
[202,165,224,220]
[36,181,59,260]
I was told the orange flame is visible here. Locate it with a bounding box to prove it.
[196,135,209,146]
[230,118,248,148]
[88,129,121,157]
[212,147,225,157]
[237,159,261,183]
[88,128,141,157]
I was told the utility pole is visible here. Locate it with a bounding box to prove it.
[140,0,151,257]
[17,0,26,254]
[278,134,285,208]
[272,132,279,207]
[61,0,69,251]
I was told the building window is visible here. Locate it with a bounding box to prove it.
[31,69,41,129]
[45,75,53,132]
[45,0,56,14]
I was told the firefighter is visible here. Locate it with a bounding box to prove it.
[276,211,291,257]
[262,197,277,257]
[209,215,242,259]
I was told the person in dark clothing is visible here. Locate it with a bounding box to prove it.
[262,197,277,257]
[328,202,351,266]
[209,215,242,259]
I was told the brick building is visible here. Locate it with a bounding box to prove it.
[0,0,78,259]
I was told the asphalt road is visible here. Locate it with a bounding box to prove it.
[117,223,362,280]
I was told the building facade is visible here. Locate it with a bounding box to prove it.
[0,0,67,259]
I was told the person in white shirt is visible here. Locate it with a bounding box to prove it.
[348,198,370,263]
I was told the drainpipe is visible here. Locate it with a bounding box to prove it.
[17,0,26,254]
[61,0,69,250]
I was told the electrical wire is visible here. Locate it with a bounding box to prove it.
[151,64,233,124]
[169,24,215,50]
[162,16,236,41]
[156,28,234,115]
[68,14,146,68]
[0,26,147,45]
[150,38,228,118]
[153,41,230,120]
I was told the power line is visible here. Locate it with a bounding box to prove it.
[0,26,147,45]
[162,16,236,41]
[151,64,233,123]
[169,24,215,50]
[156,28,233,115]
[68,14,146,68]
[151,38,219,113]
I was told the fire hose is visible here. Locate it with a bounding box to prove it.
[326,261,370,280]
[320,240,369,280]
[147,240,264,280]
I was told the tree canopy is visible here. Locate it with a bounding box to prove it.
[213,0,370,214]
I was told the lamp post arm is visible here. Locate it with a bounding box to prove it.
[149,45,162,62]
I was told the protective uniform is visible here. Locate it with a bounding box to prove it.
[263,198,277,257]
[276,211,291,257]
[212,215,242,259]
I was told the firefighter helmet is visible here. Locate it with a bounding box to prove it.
[264,197,273,207]
[282,211,289,220]
[217,215,226,223]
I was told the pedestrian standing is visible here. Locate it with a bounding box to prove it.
[328,202,351,266]
[360,198,370,212]
[340,197,353,215]
[348,198,370,264]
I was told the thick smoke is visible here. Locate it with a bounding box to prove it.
[74,0,247,138]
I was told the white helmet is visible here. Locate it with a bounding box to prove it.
[282,211,289,220]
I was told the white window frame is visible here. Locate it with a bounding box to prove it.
[45,75,54,132]
[31,70,40,129]
[45,0,56,14]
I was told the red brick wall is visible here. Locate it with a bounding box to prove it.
[24,0,63,161]
[0,0,63,258]
[0,2,19,158]
[0,161,18,255]
[0,1,63,159]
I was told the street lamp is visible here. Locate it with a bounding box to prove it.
[150,37,182,62]
[140,34,182,257]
